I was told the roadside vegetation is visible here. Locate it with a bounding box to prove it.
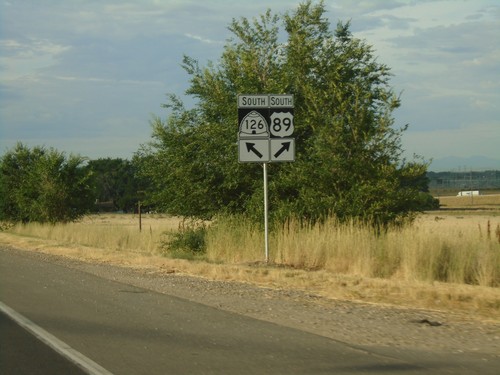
[3,210,499,288]
[1,2,436,228]
[1,1,499,318]
[135,1,437,226]
[1,208,499,318]
[0,143,93,223]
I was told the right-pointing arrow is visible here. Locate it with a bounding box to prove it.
[273,142,291,158]
[246,142,263,158]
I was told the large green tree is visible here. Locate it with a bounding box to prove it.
[137,1,431,225]
[0,143,93,223]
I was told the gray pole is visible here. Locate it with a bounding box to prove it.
[138,201,142,232]
[470,170,474,205]
[263,162,269,263]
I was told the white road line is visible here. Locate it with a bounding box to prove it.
[0,301,114,375]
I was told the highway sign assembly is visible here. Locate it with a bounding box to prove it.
[237,94,295,263]
[238,94,295,163]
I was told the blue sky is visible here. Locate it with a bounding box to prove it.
[1,0,499,170]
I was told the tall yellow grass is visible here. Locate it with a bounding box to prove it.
[4,213,500,287]
[6,214,181,254]
[206,215,500,287]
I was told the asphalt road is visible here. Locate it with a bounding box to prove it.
[0,247,497,374]
[0,311,88,375]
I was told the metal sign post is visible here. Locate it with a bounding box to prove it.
[238,94,294,263]
[263,162,269,262]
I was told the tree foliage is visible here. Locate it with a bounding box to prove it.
[0,143,93,223]
[86,158,145,212]
[137,1,431,225]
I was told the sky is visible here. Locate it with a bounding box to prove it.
[0,0,499,171]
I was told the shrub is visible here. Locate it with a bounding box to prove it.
[416,192,440,210]
[160,220,207,258]
[0,143,93,223]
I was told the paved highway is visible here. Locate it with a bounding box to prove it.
[0,247,497,374]
[0,311,88,374]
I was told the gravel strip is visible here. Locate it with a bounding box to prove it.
[6,247,500,357]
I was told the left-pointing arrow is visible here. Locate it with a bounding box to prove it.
[246,142,263,158]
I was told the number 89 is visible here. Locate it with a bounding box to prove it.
[273,117,292,133]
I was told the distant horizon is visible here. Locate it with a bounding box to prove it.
[427,155,500,172]
[1,140,499,173]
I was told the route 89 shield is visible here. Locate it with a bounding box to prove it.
[269,111,294,138]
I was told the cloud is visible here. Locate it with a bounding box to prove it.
[1,0,499,166]
[184,33,222,45]
[389,18,500,120]
[402,121,500,160]
[0,38,71,80]
[330,0,405,17]
[354,1,500,158]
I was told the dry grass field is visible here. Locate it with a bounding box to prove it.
[2,213,181,254]
[1,194,499,320]
[438,193,500,212]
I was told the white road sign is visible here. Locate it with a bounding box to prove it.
[238,95,269,108]
[238,139,270,163]
[270,139,295,162]
[269,94,293,108]
[238,94,294,163]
